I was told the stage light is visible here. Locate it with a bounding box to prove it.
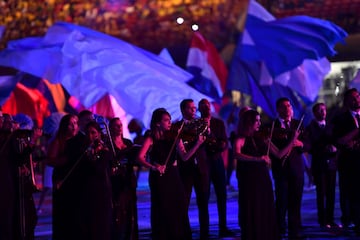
[176,17,184,25]
[191,24,199,31]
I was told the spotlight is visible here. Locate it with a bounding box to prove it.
[176,17,184,25]
[191,24,199,31]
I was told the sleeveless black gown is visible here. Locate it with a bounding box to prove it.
[236,135,280,240]
[148,138,192,240]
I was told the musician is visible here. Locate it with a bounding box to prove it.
[109,117,138,240]
[172,99,210,240]
[128,118,146,181]
[226,106,251,190]
[0,113,14,240]
[0,116,42,240]
[270,97,305,239]
[198,98,232,237]
[55,110,95,239]
[137,108,204,239]
[332,88,360,233]
[46,114,79,240]
[234,109,301,240]
[81,121,113,240]
[303,103,339,229]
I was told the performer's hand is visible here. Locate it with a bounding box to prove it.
[20,165,30,176]
[32,128,42,141]
[197,135,206,145]
[261,155,271,165]
[326,144,337,153]
[158,165,166,174]
[293,139,303,148]
[29,128,42,146]
[293,130,300,140]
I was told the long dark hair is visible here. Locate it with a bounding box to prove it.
[56,114,78,141]
[150,108,170,140]
[237,109,259,137]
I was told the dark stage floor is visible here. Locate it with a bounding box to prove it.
[34,170,360,240]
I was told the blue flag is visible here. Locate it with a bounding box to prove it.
[227,0,347,119]
[0,22,210,128]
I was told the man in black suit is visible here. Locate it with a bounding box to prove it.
[303,103,338,228]
[198,98,231,237]
[0,115,41,240]
[173,99,209,240]
[333,88,360,234]
[270,97,305,239]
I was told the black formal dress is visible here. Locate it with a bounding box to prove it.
[304,120,337,226]
[236,135,279,240]
[271,119,304,238]
[148,137,191,240]
[81,147,113,240]
[110,138,139,240]
[54,132,113,240]
[52,132,87,240]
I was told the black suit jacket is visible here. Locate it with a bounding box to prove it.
[332,110,360,169]
[332,110,358,142]
[304,120,337,172]
[205,117,228,159]
[271,118,304,173]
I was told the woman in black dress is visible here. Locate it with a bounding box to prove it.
[234,109,301,240]
[137,108,205,240]
[82,121,113,240]
[47,114,79,240]
[108,117,139,240]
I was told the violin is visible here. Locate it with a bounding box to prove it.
[256,121,302,142]
[171,118,208,146]
[86,139,108,161]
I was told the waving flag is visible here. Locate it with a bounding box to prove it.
[0,73,22,105]
[0,22,209,128]
[186,32,228,102]
[0,73,76,126]
[227,0,347,118]
[228,56,306,118]
[0,26,5,40]
[2,82,50,126]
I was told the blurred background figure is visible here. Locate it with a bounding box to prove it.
[226,106,251,190]
[128,118,146,145]
[304,103,339,229]
[128,118,146,181]
[2,113,15,131]
[36,112,66,214]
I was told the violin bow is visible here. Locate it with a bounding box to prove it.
[267,121,275,156]
[281,114,305,167]
[161,121,185,176]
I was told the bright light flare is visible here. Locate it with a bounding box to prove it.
[176,17,184,25]
[191,24,199,31]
